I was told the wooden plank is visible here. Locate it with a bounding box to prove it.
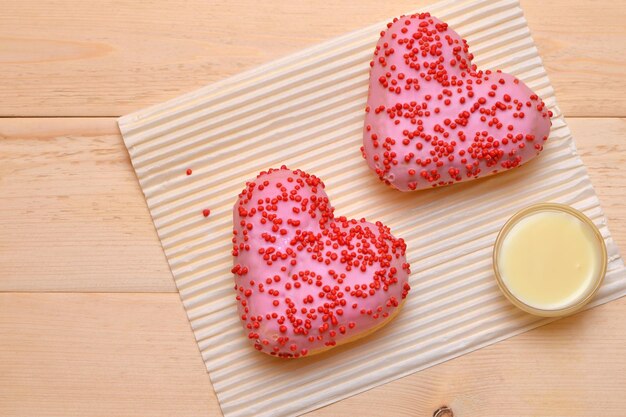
[1,294,624,417]
[569,118,626,247]
[1,117,624,292]
[0,293,220,417]
[521,0,626,118]
[309,296,626,417]
[0,118,175,292]
[0,0,624,117]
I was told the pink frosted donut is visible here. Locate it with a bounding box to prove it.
[232,167,410,358]
[362,13,552,191]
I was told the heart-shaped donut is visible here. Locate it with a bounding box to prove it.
[232,167,410,358]
[362,13,552,191]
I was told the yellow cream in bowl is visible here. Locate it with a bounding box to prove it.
[494,204,607,316]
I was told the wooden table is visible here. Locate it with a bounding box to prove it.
[1,1,625,416]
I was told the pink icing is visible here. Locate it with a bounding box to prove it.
[362,13,552,191]
[232,167,410,358]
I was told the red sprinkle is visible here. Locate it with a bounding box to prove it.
[231,166,410,358]
[360,13,552,191]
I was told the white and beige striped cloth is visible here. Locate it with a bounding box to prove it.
[118,0,626,415]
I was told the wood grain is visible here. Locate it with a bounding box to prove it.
[0,0,624,117]
[309,296,626,417]
[568,118,626,247]
[1,117,624,292]
[0,118,174,292]
[1,294,624,417]
[1,1,626,416]
[0,292,219,417]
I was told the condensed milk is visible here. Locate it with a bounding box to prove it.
[493,203,607,316]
